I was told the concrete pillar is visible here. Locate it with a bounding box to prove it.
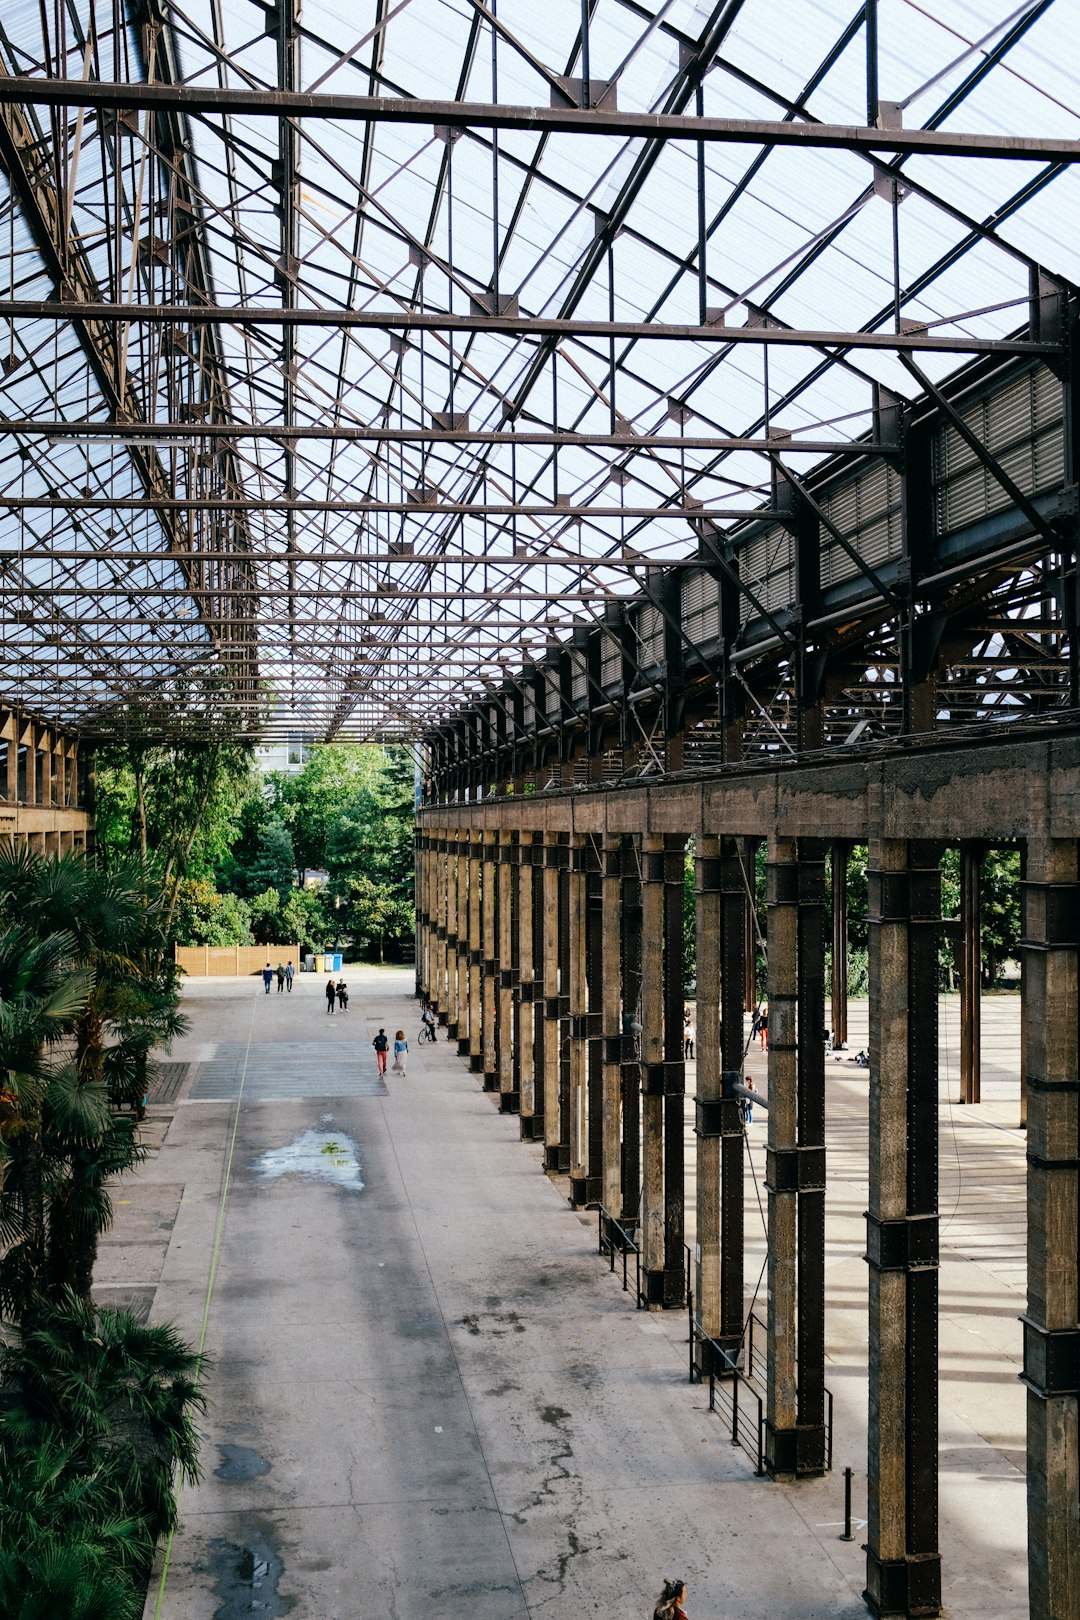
[621,835,643,1226]
[865,839,942,1619]
[517,834,541,1139]
[662,834,686,1305]
[585,839,605,1207]
[568,834,590,1205]
[468,832,483,1071]
[446,834,461,1041]
[694,837,723,1356]
[767,836,799,1469]
[766,838,829,1478]
[497,830,517,1112]
[831,840,849,1048]
[959,843,982,1105]
[542,836,568,1173]
[481,829,498,1087]
[1020,841,1079,1620]
[640,834,666,1300]
[719,841,748,1361]
[601,834,623,1215]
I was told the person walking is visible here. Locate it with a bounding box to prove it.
[742,1074,757,1124]
[653,1578,688,1620]
[372,1028,389,1075]
[275,962,285,993]
[336,979,349,1012]
[392,1029,408,1075]
[683,1008,695,1061]
[325,977,337,1014]
[261,963,273,995]
[285,960,295,993]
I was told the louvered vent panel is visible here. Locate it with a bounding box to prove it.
[544,669,561,720]
[636,601,665,670]
[739,525,795,622]
[682,568,721,645]
[600,632,622,689]
[570,651,587,705]
[819,463,902,588]
[523,688,536,728]
[932,365,1065,533]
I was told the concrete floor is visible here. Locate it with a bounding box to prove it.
[101,970,1029,1620]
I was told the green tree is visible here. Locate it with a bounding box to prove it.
[279,745,402,873]
[169,879,252,947]
[236,818,295,901]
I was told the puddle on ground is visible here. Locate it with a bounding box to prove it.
[254,1125,364,1191]
[215,1443,272,1481]
[208,1533,289,1619]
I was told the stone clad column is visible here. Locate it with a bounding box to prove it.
[456,832,471,1051]
[719,841,747,1362]
[446,833,461,1042]
[568,833,589,1205]
[621,835,643,1228]
[498,829,516,1111]
[584,837,605,1206]
[766,838,828,1478]
[640,834,666,1303]
[694,836,723,1360]
[662,834,687,1305]
[542,834,568,1173]
[467,830,483,1072]
[557,835,573,1166]
[601,834,623,1215]
[766,836,799,1468]
[481,828,498,1087]
[865,840,942,1618]
[517,833,541,1138]
[1020,841,1079,1620]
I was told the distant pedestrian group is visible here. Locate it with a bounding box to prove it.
[264,961,295,995]
[325,977,349,1012]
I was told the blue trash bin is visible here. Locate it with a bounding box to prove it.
[332,953,343,972]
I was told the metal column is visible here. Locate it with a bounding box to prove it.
[831,839,849,1049]
[620,835,643,1227]
[1019,843,1079,1620]
[542,836,569,1173]
[601,834,623,1215]
[662,834,687,1306]
[959,842,982,1105]
[640,834,666,1302]
[767,838,828,1477]
[497,829,516,1110]
[865,839,942,1619]
[694,837,723,1362]
[568,833,589,1205]
[481,829,498,1086]
[585,837,605,1205]
[719,840,747,1362]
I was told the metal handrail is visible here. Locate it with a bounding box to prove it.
[596,1204,644,1308]
[690,1321,766,1476]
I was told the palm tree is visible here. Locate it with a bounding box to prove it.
[0,845,187,1307]
[0,928,90,1322]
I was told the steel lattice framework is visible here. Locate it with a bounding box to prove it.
[0,0,1077,751]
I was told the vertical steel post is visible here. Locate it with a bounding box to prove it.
[497,828,516,1110]
[621,834,643,1226]
[640,834,666,1302]
[719,840,747,1361]
[542,833,565,1171]
[865,839,942,1619]
[959,842,982,1105]
[1020,842,1079,1620]
[831,839,849,1049]
[601,834,623,1215]
[585,837,605,1204]
[798,841,828,1475]
[694,836,723,1363]
[481,828,498,1085]
[663,833,687,1305]
[568,833,590,1205]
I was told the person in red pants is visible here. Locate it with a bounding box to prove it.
[372,1029,389,1074]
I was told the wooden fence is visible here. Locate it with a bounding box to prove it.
[174,944,302,977]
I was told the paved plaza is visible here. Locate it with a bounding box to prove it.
[97,968,1029,1620]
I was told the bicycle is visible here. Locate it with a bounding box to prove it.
[417,1021,437,1044]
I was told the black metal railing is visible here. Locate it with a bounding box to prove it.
[689,1320,766,1474]
[596,1205,644,1307]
